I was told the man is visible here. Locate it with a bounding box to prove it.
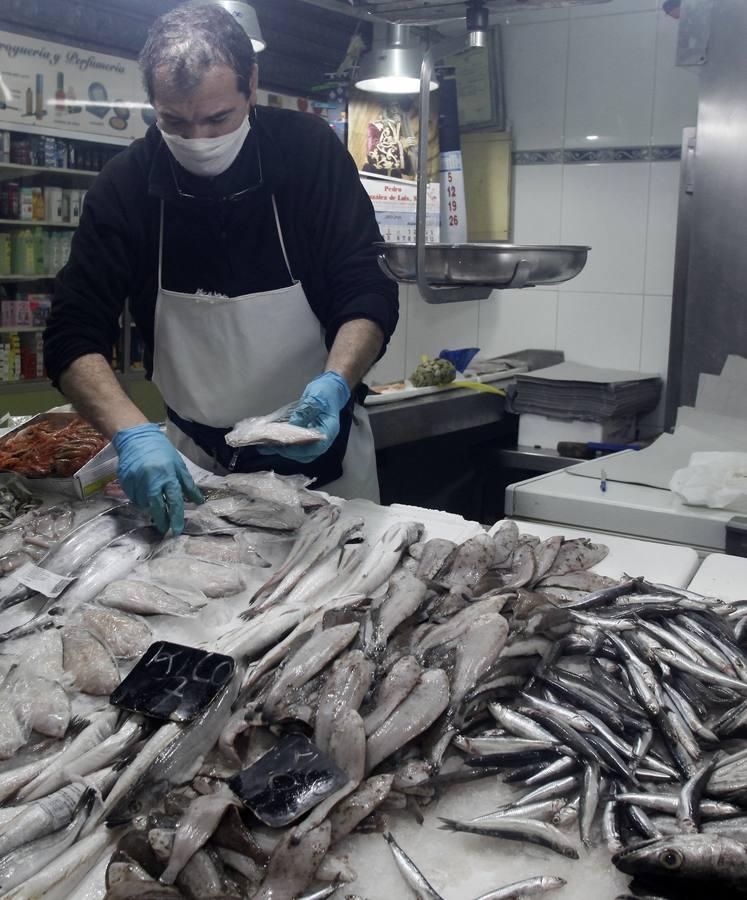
[43,4,398,534]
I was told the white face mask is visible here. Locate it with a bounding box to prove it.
[159,115,250,177]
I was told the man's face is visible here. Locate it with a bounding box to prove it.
[153,63,255,139]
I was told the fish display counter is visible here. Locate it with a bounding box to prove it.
[0,466,744,900]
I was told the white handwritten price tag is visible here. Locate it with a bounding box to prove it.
[11,562,74,598]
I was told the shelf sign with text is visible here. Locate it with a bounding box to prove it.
[0,29,153,141]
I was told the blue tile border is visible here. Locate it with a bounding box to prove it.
[512,145,681,165]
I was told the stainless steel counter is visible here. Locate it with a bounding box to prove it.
[367,387,508,449]
[365,349,564,450]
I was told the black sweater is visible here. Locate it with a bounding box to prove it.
[44,107,399,388]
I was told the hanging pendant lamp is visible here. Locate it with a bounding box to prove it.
[355,24,437,94]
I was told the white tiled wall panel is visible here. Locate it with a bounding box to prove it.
[503,20,569,151]
[368,286,408,386]
[404,287,480,377]
[556,292,644,370]
[569,0,658,18]
[478,289,558,358]
[565,12,657,148]
[559,162,650,295]
[408,0,693,417]
[645,161,680,296]
[639,294,674,431]
[512,165,563,245]
[652,10,700,145]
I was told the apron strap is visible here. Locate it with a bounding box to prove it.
[158,199,165,292]
[272,195,296,283]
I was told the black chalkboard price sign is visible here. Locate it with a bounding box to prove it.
[229,734,348,827]
[110,641,235,723]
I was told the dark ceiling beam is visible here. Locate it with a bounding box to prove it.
[0,0,368,94]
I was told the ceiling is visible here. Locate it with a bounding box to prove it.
[0,0,369,94]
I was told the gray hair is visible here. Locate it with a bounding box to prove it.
[139,4,257,103]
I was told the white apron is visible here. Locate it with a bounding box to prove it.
[152,197,380,502]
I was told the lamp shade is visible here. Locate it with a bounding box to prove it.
[187,0,266,52]
[355,25,437,95]
[355,46,437,94]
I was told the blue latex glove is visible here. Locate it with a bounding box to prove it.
[259,371,351,463]
[112,423,203,535]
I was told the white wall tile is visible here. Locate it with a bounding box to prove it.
[570,0,657,17]
[639,293,673,433]
[565,12,657,148]
[512,165,563,244]
[478,289,558,358]
[504,20,569,151]
[652,9,699,145]
[556,291,643,369]
[368,285,408,386]
[559,162,650,294]
[644,161,680,296]
[404,287,480,377]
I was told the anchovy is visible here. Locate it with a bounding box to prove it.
[654,648,747,693]
[383,831,443,900]
[439,815,580,859]
[469,875,566,900]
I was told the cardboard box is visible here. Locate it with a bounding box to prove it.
[518,413,637,449]
[0,412,117,499]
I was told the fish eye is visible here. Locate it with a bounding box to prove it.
[659,848,683,870]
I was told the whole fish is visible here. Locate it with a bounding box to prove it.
[366,668,450,773]
[470,876,566,900]
[543,538,608,578]
[362,656,422,737]
[23,715,148,802]
[383,831,443,900]
[492,520,519,568]
[133,557,246,598]
[18,708,120,802]
[61,625,120,695]
[0,825,115,900]
[327,774,394,844]
[0,506,147,612]
[153,533,269,567]
[254,821,331,900]
[314,650,374,753]
[416,538,456,581]
[366,571,427,657]
[0,788,96,893]
[263,622,360,720]
[106,670,241,825]
[439,815,579,859]
[159,785,239,885]
[202,492,305,531]
[49,527,161,617]
[340,521,424,597]
[74,605,152,659]
[97,579,206,618]
[613,833,747,888]
[253,516,363,611]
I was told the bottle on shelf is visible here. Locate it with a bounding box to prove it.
[55,73,65,118]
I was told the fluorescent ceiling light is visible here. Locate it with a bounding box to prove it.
[586,134,600,141]
[355,25,437,95]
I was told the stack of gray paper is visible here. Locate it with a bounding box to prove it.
[513,361,662,422]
